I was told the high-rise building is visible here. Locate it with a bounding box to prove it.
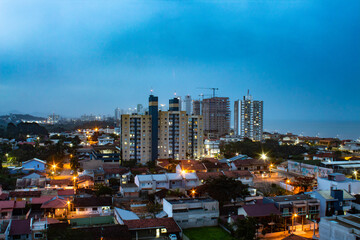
[193,100,201,115]
[169,97,180,111]
[121,95,204,164]
[184,95,192,115]
[202,97,230,138]
[235,92,263,141]
[234,101,239,135]
[137,104,144,115]
[149,95,159,162]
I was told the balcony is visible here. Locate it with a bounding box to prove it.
[282,212,292,217]
[296,211,307,216]
[309,210,319,214]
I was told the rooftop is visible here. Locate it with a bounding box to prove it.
[124,217,181,233]
[166,197,217,205]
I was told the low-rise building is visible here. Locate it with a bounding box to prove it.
[317,173,360,195]
[264,194,320,220]
[72,197,112,216]
[21,158,46,172]
[119,183,140,198]
[163,198,219,229]
[319,214,360,240]
[308,189,355,217]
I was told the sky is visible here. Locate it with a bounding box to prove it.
[0,0,359,137]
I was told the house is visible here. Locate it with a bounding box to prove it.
[264,194,320,220]
[114,208,139,224]
[134,172,200,193]
[9,190,41,201]
[163,198,219,229]
[0,201,26,220]
[21,158,46,172]
[49,179,72,188]
[8,219,31,240]
[90,145,121,164]
[77,175,94,188]
[308,189,355,217]
[230,158,269,173]
[119,183,140,198]
[223,170,254,186]
[16,178,46,189]
[123,218,181,240]
[57,189,75,199]
[238,200,281,218]
[176,160,207,173]
[41,196,69,218]
[317,173,360,195]
[319,214,360,240]
[103,165,130,183]
[97,135,114,145]
[73,197,112,216]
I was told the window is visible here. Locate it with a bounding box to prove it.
[34,233,43,239]
[92,207,98,211]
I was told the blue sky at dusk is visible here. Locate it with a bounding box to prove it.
[0,0,359,137]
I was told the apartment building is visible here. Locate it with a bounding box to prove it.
[163,198,219,229]
[235,92,263,141]
[121,95,204,164]
[264,194,320,220]
[202,97,230,138]
[121,114,152,163]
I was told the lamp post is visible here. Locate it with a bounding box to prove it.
[354,170,358,180]
[269,164,273,177]
[286,179,291,192]
[292,213,298,234]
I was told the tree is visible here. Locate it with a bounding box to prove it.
[94,184,113,196]
[70,157,80,171]
[146,202,162,218]
[205,176,249,205]
[233,217,258,240]
[292,176,315,192]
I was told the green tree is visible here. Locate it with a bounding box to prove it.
[146,202,162,218]
[94,184,113,196]
[233,217,258,240]
[205,176,249,206]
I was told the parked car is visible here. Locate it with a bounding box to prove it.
[169,234,177,240]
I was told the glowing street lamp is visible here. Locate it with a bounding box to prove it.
[191,189,196,198]
[354,170,358,180]
[270,164,274,177]
[292,213,298,233]
[261,153,268,160]
[286,179,291,192]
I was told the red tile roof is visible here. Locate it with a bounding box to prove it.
[223,170,253,178]
[9,219,31,235]
[57,189,75,196]
[179,160,206,172]
[124,218,181,233]
[9,190,41,198]
[41,197,68,209]
[14,201,26,209]
[50,179,72,186]
[31,196,54,204]
[233,158,268,167]
[282,234,312,240]
[0,200,15,209]
[196,172,224,181]
[242,202,280,217]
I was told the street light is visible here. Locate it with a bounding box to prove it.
[354,170,358,180]
[286,179,291,192]
[260,153,268,160]
[270,164,274,177]
[191,189,196,198]
[292,213,298,234]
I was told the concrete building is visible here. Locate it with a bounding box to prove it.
[192,100,201,115]
[121,95,204,164]
[317,173,360,195]
[121,114,152,164]
[319,214,360,240]
[184,95,192,115]
[163,198,219,229]
[264,194,320,220]
[235,92,263,141]
[202,97,230,138]
[308,189,355,217]
[134,172,199,192]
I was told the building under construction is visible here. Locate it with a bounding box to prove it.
[202,97,230,138]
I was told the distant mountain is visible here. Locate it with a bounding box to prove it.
[0,114,46,123]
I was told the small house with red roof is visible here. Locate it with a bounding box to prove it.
[123,217,181,239]
[41,197,69,218]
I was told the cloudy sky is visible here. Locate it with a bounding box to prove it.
[1,0,359,125]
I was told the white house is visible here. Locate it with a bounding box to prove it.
[317,173,360,195]
[319,214,360,240]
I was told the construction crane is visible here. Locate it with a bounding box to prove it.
[197,88,219,98]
